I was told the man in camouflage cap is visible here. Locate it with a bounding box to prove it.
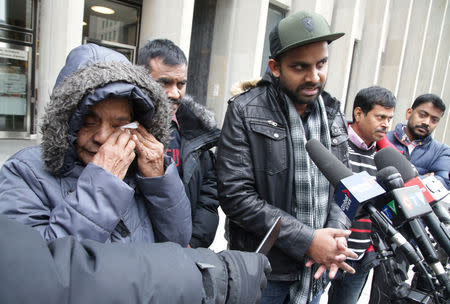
[217,10,357,304]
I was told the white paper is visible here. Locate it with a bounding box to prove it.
[120,121,139,130]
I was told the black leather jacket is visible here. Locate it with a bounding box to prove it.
[216,72,351,280]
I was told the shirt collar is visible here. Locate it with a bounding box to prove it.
[401,125,423,146]
[348,124,376,151]
[171,113,180,130]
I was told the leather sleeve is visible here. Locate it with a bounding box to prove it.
[217,100,315,261]
[326,200,351,229]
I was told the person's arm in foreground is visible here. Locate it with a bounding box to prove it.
[0,215,270,304]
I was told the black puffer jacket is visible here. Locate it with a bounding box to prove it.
[216,72,351,280]
[175,96,221,248]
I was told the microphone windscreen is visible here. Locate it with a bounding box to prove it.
[376,166,404,190]
[376,166,400,181]
[374,147,417,182]
[305,139,353,187]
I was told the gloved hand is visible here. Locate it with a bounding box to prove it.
[219,251,271,304]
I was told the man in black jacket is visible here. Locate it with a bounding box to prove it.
[216,11,357,304]
[138,39,220,248]
[0,215,270,303]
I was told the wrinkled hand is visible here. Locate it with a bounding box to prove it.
[305,228,357,279]
[92,128,136,180]
[131,125,164,177]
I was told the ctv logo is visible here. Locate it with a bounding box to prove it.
[401,195,413,210]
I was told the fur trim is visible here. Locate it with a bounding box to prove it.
[40,62,171,175]
[230,78,261,97]
[181,95,217,130]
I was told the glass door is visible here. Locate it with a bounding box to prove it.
[0,43,31,136]
[83,0,140,63]
[0,0,36,138]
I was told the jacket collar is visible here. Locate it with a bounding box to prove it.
[175,95,218,139]
[394,123,432,147]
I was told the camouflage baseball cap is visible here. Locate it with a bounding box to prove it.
[269,10,344,59]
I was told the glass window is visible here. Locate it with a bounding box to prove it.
[0,43,29,132]
[0,0,33,29]
[83,0,139,46]
[260,5,285,76]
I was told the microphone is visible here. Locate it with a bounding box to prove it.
[422,175,449,203]
[377,166,450,225]
[374,147,450,256]
[305,139,386,220]
[376,166,404,191]
[374,147,434,202]
[375,166,407,221]
[422,175,450,226]
[305,139,424,268]
[376,167,450,296]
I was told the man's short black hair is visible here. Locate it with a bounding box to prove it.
[137,39,187,69]
[352,86,396,121]
[411,93,446,113]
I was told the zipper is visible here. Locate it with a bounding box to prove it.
[267,120,278,127]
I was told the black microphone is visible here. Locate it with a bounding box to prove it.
[305,139,423,268]
[376,167,450,296]
[374,147,435,202]
[374,147,450,256]
[305,139,386,220]
[422,175,450,227]
[376,166,404,191]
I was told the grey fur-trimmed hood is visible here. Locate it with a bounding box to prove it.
[41,45,172,175]
[177,95,217,130]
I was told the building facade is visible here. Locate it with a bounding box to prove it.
[0,0,449,145]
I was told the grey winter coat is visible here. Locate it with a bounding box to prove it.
[0,44,192,246]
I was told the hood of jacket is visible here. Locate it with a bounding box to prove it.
[176,95,217,134]
[40,44,172,175]
[230,78,261,97]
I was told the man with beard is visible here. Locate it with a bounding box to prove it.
[386,93,449,190]
[216,11,358,304]
[328,86,396,304]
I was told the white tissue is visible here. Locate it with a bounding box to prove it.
[120,121,139,130]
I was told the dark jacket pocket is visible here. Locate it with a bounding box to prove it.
[249,120,288,175]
